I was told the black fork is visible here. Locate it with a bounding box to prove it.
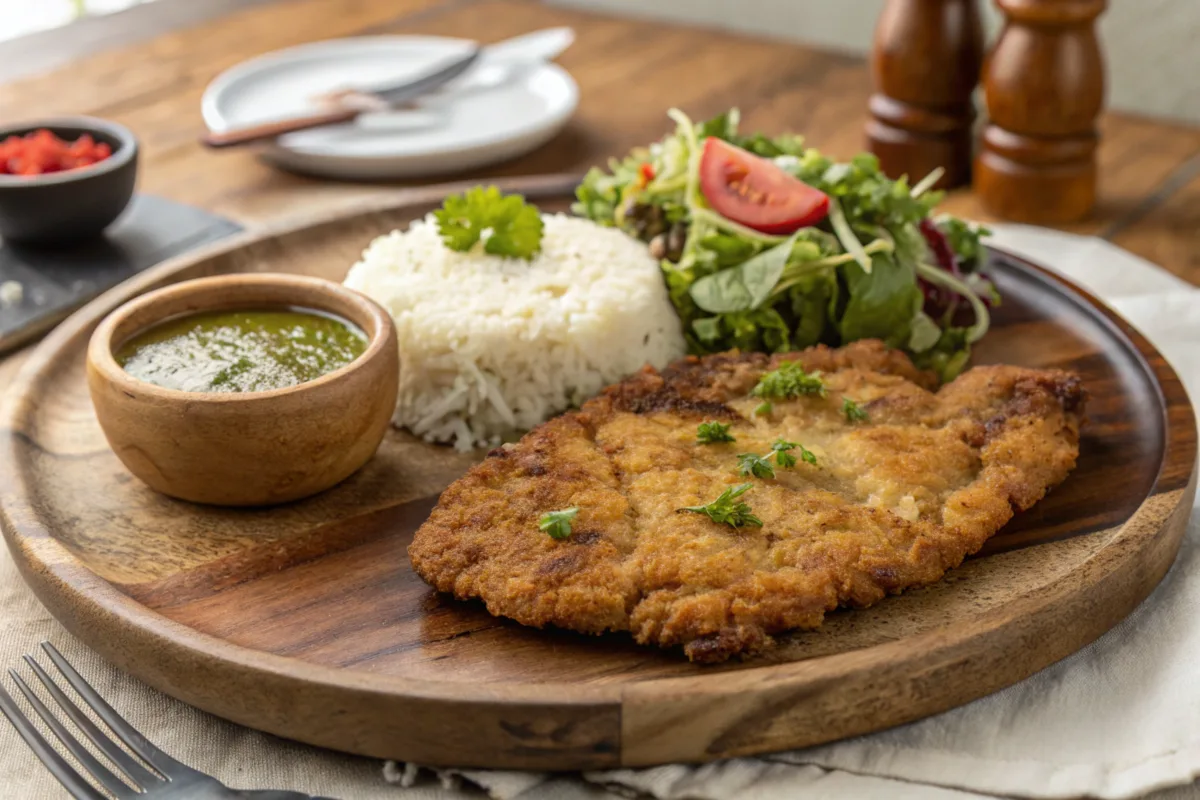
[0,642,328,799]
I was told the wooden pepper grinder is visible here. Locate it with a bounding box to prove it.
[866,0,984,189]
[975,0,1107,223]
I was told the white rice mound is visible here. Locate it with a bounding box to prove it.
[344,213,687,451]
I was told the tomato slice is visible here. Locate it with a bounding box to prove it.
[698,138,829,234]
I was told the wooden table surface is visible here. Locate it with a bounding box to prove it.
[2,0,1198,392]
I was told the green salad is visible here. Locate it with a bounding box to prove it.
[573,108,997,381]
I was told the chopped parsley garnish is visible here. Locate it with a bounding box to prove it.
[842,396,870,423]
[434,186,544,260]
[771,439,799,468]
[751,361,826,399]
[696,420,736,444]
[538,507,579,540]
[680,483,762,528]
[737,453,776,479]
[737,438,816,479]
[793,442,819,465]
[754,401,773,416]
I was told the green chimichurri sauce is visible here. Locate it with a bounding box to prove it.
[115,307,367,393]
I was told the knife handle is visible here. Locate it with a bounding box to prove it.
[200,107,362,149]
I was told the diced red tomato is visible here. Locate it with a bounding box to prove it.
[0,129,114,177]
[638,162,656,185]
[698,138,829,234]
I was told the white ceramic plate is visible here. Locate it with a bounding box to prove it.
[201,36,579,181]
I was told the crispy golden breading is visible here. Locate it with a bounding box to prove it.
[409,340,1086,662]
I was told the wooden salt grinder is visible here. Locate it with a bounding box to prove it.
[866,0,984,190]
[975,0,1107,223]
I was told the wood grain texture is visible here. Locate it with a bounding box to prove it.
[1109,155,1200,280]
[866,0,984,189]
[0,180,1194,769]
[0,0,1196,275]
[975,0,1108,223]
[86,274,398,505]
[0,0,277,84]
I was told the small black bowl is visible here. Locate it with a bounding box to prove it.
[0,117,138,245]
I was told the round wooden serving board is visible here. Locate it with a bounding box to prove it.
[1,176,1195,770]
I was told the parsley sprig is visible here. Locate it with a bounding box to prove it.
[842,397,870,423]
[752,361,826,400]
[434,186,544,260]
[771,439,808,468]
[696,420,736,444]
[538,507,579,540]
[737,438,816,479]
[736,453,776,479]
[680,483,762,528]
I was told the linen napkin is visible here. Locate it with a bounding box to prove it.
[1,227,1198,800]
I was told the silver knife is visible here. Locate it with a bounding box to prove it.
[325,47,483,111]
[330,27,576,107]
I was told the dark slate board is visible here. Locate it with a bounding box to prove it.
[0,195,242,354]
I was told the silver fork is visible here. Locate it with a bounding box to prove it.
[0,641,333,799]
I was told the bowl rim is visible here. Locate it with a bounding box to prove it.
[0,115,139,188]
[87,272,396,405]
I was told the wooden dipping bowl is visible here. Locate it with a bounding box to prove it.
[86,273,398,506]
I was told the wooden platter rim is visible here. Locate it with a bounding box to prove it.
[1,176,1195,766]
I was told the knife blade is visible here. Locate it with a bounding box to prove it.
[332,27,575,106]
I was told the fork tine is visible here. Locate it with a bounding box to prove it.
[10,669,135,798]
[0,679,106,800]
[36,644,176,780]
[24,656,162,789]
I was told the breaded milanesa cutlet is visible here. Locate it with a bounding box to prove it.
[409,340,1086,662]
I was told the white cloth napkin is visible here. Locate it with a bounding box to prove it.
[1,227,1198,800]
